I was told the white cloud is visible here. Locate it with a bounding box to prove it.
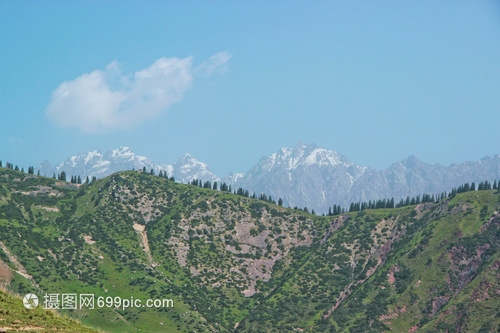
[196,51,232,75]
[46,53,231,133]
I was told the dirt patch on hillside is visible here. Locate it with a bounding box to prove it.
[133,223,157,266]
[35,205,59,212]
[0,242,37,287]
[83,235,96,245]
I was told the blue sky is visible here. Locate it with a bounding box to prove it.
[1,1,499,176]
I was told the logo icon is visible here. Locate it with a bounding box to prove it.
[23,293,39,309]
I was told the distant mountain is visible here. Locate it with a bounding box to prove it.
[38,147,219,184]
[228,143,368,212]
[228,143,500,213]
[37,144,500,214]
[170,153,220,184]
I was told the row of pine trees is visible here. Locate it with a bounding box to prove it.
[332,180,499,215]
[188,178,284,207]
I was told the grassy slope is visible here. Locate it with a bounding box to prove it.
[0,288,98,332]
[0,167,498,332]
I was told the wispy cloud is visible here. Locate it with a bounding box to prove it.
[46,52,231,133]
[196,51,232,75]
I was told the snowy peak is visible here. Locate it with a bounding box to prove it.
[303,147,345,168]
[222,172,245,185]
[261,143,355,173]
[177,153,201,166]
[231,143,372,213]
[104,146,152,166]
[172,153,219,184]
[400,155,424,168]
[56,150,104,169]
[82,150,104,165]
[49,147,155,179]
[38,147,219,184]
[108,146,134,158]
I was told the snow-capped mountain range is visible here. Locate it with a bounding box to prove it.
[38,144,500,214]
[38,147,219,184]
[233,143,500,213]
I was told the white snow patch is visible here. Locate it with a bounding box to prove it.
[85,150,102,165]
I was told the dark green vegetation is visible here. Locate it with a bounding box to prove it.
[0,166,498,332]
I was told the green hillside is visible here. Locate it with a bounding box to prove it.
[0,167,498,332]
[0,288,98,332]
